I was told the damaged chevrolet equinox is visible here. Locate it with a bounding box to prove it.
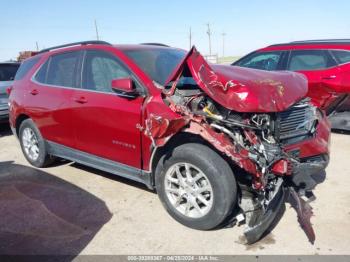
[9,41,331,244]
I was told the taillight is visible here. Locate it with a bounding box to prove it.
[6,86,13,95]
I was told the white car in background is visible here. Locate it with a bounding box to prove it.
[0,62,20,122]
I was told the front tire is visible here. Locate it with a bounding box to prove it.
[155,143,237,230]
[19,119,55,167]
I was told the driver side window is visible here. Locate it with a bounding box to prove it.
[83,50,131,93]
[237,51,283,71]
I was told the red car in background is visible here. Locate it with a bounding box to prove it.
[233,39,350,130]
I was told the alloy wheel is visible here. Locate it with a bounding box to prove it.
[164,162,214,218]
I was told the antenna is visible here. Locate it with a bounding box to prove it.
[94,19,100,40]
[189,27,192,49]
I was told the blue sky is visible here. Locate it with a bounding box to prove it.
[1,0,350,61]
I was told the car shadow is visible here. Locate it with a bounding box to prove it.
[0,123,12,137]
[0,161,113,256]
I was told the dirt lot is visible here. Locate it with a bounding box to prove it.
[0,123,349,255]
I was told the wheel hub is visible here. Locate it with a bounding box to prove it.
[22,127,40,161]
[164,162,213,218]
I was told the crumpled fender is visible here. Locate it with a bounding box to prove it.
[165,47,308,113]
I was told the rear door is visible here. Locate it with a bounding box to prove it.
[29,51,81,148]
[286,49,341,109]
[71,49,144,168]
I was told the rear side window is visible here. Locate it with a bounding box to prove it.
[15,57,39,80]
[287,50,335,71]
[44,51,80,87]
[35,60,49,83]
[235,51,283,71]
[331,50,350,64]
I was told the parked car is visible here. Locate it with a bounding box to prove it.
[0,62,20,122]
[9,41,330,244]
[232,39,350,130]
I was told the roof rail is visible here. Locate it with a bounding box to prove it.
[38,40,112,54]
[291,39,350,43]
[269,39,350,47]
[140,43,170,47]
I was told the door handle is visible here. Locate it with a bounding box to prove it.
[322,75,337,80]
[30,89,39,95]
[74,96,88,104]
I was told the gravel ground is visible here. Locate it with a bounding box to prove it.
[0,123,349,255]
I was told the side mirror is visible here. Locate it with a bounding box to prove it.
[111,78,138,98]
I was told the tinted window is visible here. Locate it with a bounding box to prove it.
[288,50,335,71]
[123,48,186,85]
[331,50,350,64]
[46,52,80,87]
[15,57,39,80]
[235,51,282,71]
[35,60,49,83]
[82,50,131,93]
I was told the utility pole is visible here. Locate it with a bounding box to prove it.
[35,42,39,51]
[222,32,226,57]
[189,27,192,49]
[94,19,100,40]
[206,23,212,55]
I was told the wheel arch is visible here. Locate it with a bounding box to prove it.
[15,114,31,137]
[150,131,239,186]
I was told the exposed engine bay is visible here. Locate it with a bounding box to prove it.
[144,47,330,245]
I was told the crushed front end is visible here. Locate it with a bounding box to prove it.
[144,47,331,244]
[227,99,330,244]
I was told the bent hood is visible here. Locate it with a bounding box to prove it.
[166,47,308,112]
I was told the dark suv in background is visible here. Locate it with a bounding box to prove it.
[0,62,20,122]
[233,39,350,130]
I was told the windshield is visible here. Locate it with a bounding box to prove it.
[0,64,20,81]
[122,48,186,85]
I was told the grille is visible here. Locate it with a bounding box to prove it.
[276,102,316,141]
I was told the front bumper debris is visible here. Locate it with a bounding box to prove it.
[240,181,319,245]
[291,155,329,192]
[329,111,350,131]
[288,187,315,244]
[243,186,286,244]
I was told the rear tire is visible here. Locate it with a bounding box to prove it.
[19,119,55,167]
[155,143,237,230]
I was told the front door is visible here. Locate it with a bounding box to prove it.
[71,49,144,168]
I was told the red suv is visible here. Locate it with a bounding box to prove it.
[233,39,350,130]
[9,41,330,244]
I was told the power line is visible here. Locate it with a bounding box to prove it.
[222,32,226,57]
